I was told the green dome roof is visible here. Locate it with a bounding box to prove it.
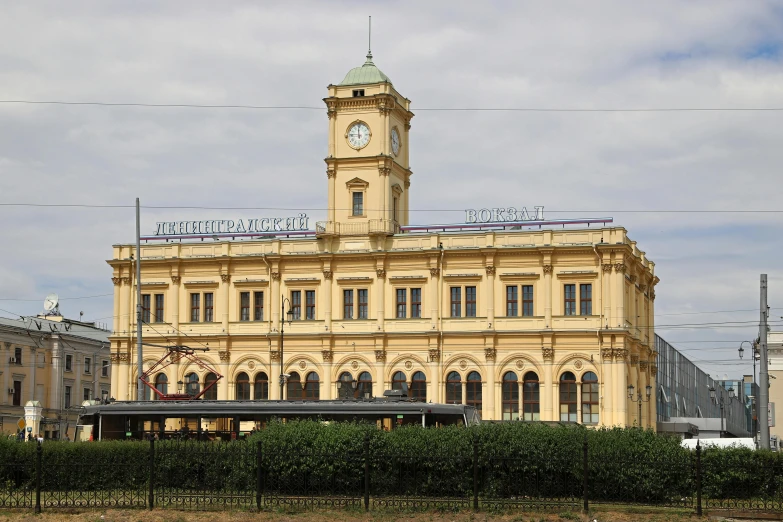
[339,52,392,86]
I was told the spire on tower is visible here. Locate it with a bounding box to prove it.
[366,16,373,63]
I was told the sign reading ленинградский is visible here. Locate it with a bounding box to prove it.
[154,214,310,236]
[465,206,544,224]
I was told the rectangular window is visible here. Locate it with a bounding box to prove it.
[14,347,21,365]
[411,288,421,318]
[506,286,518,317]
[101,360,109,378]
[352,89,365,97]
[83,388,91,402]
[141,294,151,324]
[396,289,407,318]
[564,284,576,316]
[254,291,264,321]
[190,293,200,322]
[450,287,462,317]
[12,380,21,406]
[204,293,214,322]
[240,292,250,321]
[358,289,368,319]
[154,294,164,322]
[580,284,593,316]
[64,386,71,409]
[84,357,91,375]
[305,290,316,320]
[465,286,477,317]
[393,197,399,222]
[291,291,301,320]
[522,285,534,316]
[65,354,73,372]
[352,192,363,216]
[344,289,354,319]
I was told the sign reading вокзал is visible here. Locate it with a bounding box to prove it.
[465,206,544,224]
[154,214,310,236]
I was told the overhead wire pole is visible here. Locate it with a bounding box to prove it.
[136,198,144,401]
[759,274,770,449]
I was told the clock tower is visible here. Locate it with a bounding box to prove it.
[322,49,413,236]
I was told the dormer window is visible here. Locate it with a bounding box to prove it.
[352,89,365,97]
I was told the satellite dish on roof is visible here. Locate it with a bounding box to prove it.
[43,294,59,312]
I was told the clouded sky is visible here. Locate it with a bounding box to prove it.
[1,1,782,380]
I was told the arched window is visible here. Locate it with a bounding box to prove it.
[522,371,540,421]
[254,372,269,400]
[304,372,320,400]
[445,371,462,404]
[337,371,354,399]
[185,372,199,397]
[204,372,218,400]
[154,374,168,398]
[410,371,427,402]
[357,371,373,399]
[582,371,599,424]
[502,371,519,420]
[287,372,302,400]
[560,371,577,422]
[392,371,408,395]
[235,372,250,400]
[466,371,482,413]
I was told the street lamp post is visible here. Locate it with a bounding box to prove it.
[279,297,294,400]
[627,384,653,427]
[739,340,759,444]
[710,386,736,438]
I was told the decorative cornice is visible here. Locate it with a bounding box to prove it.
[323,270,333,280]
[484,347,497,361]
[271,272,281,281]
[376,269,386,279]
[218,350,230,362]
[428,349,440,363]
[485,266,496,276]
[542,265,554,275]
[171,275,181,284]
[321,350,334,363]
[614,263,627,273]
[111,277,121,286]
[429,268,440,278]
[630,354,639,366]
[375,350,387,362]
[220,274,231,283]
[542,346,554,361]
[602,264,613,273]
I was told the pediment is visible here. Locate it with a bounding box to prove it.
[345,177,369,189]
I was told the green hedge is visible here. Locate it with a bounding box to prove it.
[1,422,782,504]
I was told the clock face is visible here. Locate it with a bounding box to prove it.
[346,122,371,149]
[391,127,401,156]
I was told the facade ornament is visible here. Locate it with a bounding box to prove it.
[459,359,468,370]
[614,263,626,273]
[404,360,413,370]
[485,266,496,276]
[118,353,130,363]
[639,284,647,292]
[247,361,256,370]
[171,275,181,284]
[169,353,182,364]
[376,269,386,279]
[322,270,333,280]
[121,277,131,285]
[351,360,359,370]
[602,264,613,273]
[629,275,638,284]
[614,348,629,360]
[374,350,387,362]
[220,274,231,283]
[573,359,583,370]
[484,347,497,361]
[270,350,280,362]
[542,265,553,275]
[516,359,526,370]
[639,360,649,371]
[601,348,614,360]
[428,349,440,362]
[110,353,121,363]
[379,167,391,177]
[299,360,308,370]
[429,267,440,277]
[218,350,230,362]
[630,354,639,366]
[650,364,658,376]
[404,120,412,131]
[404,179,411,189]
[650,290,656,301]
[326,167,336,179]
[542,346,554,361]
[271,272,281,281]
[321,350,334,362]
[111,277,121,286]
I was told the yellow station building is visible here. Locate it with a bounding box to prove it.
[108,50,659,427]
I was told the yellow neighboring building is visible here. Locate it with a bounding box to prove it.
[108,50,658,427]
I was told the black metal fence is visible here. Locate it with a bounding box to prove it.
[3,437,783,515]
